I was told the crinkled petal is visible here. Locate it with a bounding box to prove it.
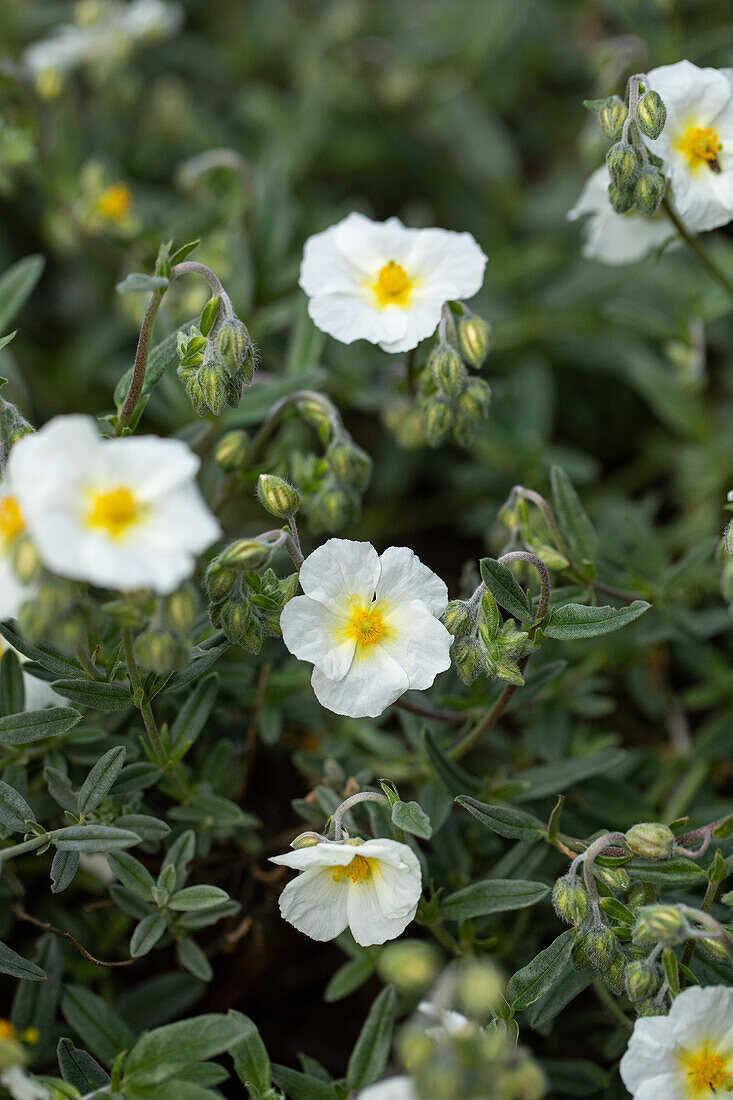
[376,545,448,616]
[667,984,733,1048]
[298,539,380,610]
[270,842,363,871]
[280,594,355,680]
[647,60,732,137]
[380,599,452,691]
[619,1016,676,1094]
[365,844,422,919]
[102,436,201,500]
[403,228,487,300]
[346,878,416,946]
[278,865,349,941]
[307,291,409,347]
[311,643,409,718]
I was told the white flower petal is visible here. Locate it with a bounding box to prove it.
[404,228,487,300]
[270,842,361,871]
[376,546,448,616]
[568,167,676,265]
[311,643,410,718]
[380,599,452,691]
[667,984,733,1047]
[361,840,423,918]
[307,291,408,347]
[647,61,732,139]
[346,876,415,946]
[298,538,380,610]
[102,436,201,499]
[358,1078,417,1100]
[280,595,355,680]
[0,556,31,620]
[619,1015,675,1093]
[278,865,349,941]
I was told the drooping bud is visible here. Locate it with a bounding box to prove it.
[632,905,688,946]
[457,313,491,369]
[257,474,300,519]
[452,638,486,685]
[429,344,466,398]
[603,953,626,995]
[633,166,666,217]
[422,398,454,447]
[608,182,634,214]
[291,831,324,848]
[296,395,335,442]
[205,559,237,602]
[442,600,472,636]
[625,822,675,860]
[216,318,256,383]
[219,597,262,652]
[635,90,667,140]
[163,587,197,633]
[215,429,250,472]
[606,141,640,189]
[552,874,589,927]
[219,538,272,570]
[625,959,661,1003]
[306,486,359,533]
[598,96,628,141]
[197,361,228,416]
[457,378,491,420]
[582,922,618,971]
[571,933,591,971]
[325,436,372,490]
[11,537,40,585]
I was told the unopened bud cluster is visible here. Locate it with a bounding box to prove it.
[444,589,531,687]
[206,542,298,653]
[292,426,372,535]
[417,312,492,449]
[134,587,198,673]
[177,296,257,417]
[590,80,668,217]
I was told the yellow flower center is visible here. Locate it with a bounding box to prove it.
[0,1019,15,1040]
[344,604,387,648]
[86,486,141,539]
[95,183,133,221]
[682,1047,730,1096]
[0,495,24,542]
[676,125,723,173]
[332,854,372,885]
[373,260,412,307]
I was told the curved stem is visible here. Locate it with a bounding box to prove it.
[249,389,341,460]
[122,627,163,764]
[329,792,391,841]
[663,196,733,304]
[571,832,627,919]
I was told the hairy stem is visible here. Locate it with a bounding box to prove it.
[329,792,391,841]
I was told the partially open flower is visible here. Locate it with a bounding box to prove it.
[280,539,452,718]
[300,213,487,353]
[8,416,220,594]
[270,837,422,947]
[620,985,733,1098]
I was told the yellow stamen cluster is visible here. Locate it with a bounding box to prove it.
[332,854,372,885]
[683,1047,730,1095]
[86,486,140,539]
[677,125,723,172]
[344,604,387,648]
[0,495,24,542]
[373,260,412,307]
[95,183,133,222]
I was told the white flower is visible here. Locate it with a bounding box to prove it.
[0,1067,50,1100]
[646,60,733,232]
[359,1079,416,1100]
[280,539,452,718]
[299,213,487,353]
[0,471,33,620]
[568,166,676,265]
[7,416,220,595]
[270,836,422,947]
[620,985,733,1099]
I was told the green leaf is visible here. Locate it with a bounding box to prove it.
[525,964,594,1033]
[169,240,201,266]
[346,984,397,1092]
[50,849,80,893]
[124,1013,247,1087]
[441,878,550,921]
[713,815,733,840]
[114,813,170,842]
[0,649,24,715]
[168,885,230,911]
[391,799,432,839]
[543,1059,609,1096]
[54,825,141,853]
[512,750,630,802]
[77,745,126,815]
[176,937,213,981]
[479,557,532,621]
[0,778,33,832]
[107,850,156,899]
[625,857,706,884]
[170,674,218,751]
[160,636,230,694]
[506,930,574,1011]
[0,706,81,744]
[0,255,45,331]
[50,679,131,711]
[324,956,375,1003]
[456,796,545,841]
[423,729,481,795]
[57,1037,110,1093]
[544,600,650,640]
[0,331,16,352]
[116,273,170,294]
[550,465,598,565]
[271,1064,336,1100]
[62,985,135,1065]
[230,1012,271,1094]
[0,939,46,981]
[131,915,166,958]
[0,621,83,678]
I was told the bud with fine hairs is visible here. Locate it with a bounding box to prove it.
[457,311,491,369]
[598,95,627,140]
[635,89,667,139]
[606,141,640,189]
[257,473,300,518]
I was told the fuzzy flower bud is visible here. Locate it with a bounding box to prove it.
[219,538,272,570]
[625,822,675,860]
[598,96,628,140]
[633,166,667,216]
[442,599,472,636]
[582,922,618,971]
[603,953,626,995]
[429,344,466,397]
[216,317,256,383]
[606,141,640,189]
[215,429,250,472]
[625,959,661,1003]
[134,627,188,673]
[552,874,589,927]
[376,940,440,995]
[457,378,491,420]
[422,397,454,447]
[257,474,300,519]
[163,587,197,633]
[632,905,688,946]
[325,436,372,490]
[457,313,491,369]
[205,559,237,602]
[608,181,635,214]
[635,90,667,140]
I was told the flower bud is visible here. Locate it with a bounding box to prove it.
[456,958,504,1018]
[134,627,188,673]
[325,437,372,490]
[457,378,491,420]
[197,361,228,416]
[219,538,272,570]
[552,874,589,927]
[199,295,220,337]
[163,587,197,633]
[606,141,640,189]
[442,600,471,636]
[571,934,590,971]
[582,922,618,971]
[429,344,466,397]
[296,395,334,441]
[632,905,688,946]
[635,90,667,140]
[633,166,666,216]
[257,474,300,519]
[458,313,491,369]
[215,429,250,472]
[598,96,628,140]
[593,865,630,892]
[291,831,324,848]
[220,598,261,652]
[422,398,454,447]
[376,940,440,995]
[625,822,675,860]
[608,182,634,214]
[216,318,256,383]
[452,638,486,685]
[603,952,626,995]
[306,486,359,533]
[205,559,237,602]
[625,959,661,1003]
